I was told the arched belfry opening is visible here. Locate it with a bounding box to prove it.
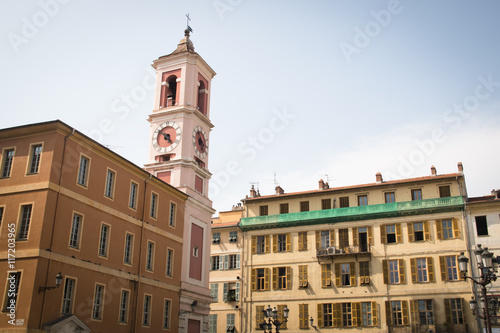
[160,74,179,108]
[197,80,207,115]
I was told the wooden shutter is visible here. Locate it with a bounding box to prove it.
[382,260,388,284]
[368,226,373,245]
[436,220,443,239]
[350,262,356,286]
[286,233,291,252]
[410,300,418,324]
[333,303,341,327]
[316,231,320,249]
[334,263,341,287]
[236,254,240,269]
[251,269,256,291]
[380,225,387,244]
[273,234,278,252]
[251,236,257,254]
[322,264,331,287]
[317,304,323,328]
[272,267,278,290]
[353,302,361,326]
[223,282,228,302]
[396,223,402,243]
[452,218,460,238]
[264,268,270,290]
[402,301,409,325]
[265,235,270,253]
[352,227,358,246]
[424,221,430,240]
[399,259,406,284]
[299,304,308,329]
[444,299,451,324]
[219,255,224,270]
[408,223,415,242]
[330,230,335,247]
[385,301,391,326]
[298,232,306,251]
[236,282,240,300]
[286,266,292,289]
[439,256,447,281]
[372,301,378,326]
[410,258,417,283]
[427,257,435,282]
[224,255,228,270]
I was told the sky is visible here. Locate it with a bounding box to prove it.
[1,0,500,215]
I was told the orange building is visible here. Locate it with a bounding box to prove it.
[0,120,187,332]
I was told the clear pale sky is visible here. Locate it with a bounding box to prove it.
[1,0,500,215]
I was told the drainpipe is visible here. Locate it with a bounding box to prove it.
[39,128,75,329]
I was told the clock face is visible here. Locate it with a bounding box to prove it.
[192,126,208,159]
[152,122,181,153]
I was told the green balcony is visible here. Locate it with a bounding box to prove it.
[240,196,464,230]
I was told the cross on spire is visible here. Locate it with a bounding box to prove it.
[186,13,193,33]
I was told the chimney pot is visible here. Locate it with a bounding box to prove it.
[376,172,383,183]
[275,186,284,195]
[250,185,256,197]
[431,165,437,176]
[457,162,463,173]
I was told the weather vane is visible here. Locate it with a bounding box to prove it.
[186,13,193,33]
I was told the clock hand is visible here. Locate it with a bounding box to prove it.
[162,132,172,143]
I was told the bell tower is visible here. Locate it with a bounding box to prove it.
[145,29,216,333]
[145,29,216,204]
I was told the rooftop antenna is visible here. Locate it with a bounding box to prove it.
[185,13,193,33]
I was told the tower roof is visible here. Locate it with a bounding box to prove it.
[170,29,195,55]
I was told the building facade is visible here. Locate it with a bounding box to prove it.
[144,29,216,333]
[239,164,477,333]
[0,121,186,332]
[209,205,244,333]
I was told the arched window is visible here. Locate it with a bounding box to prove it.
[160,75,178,108]
[197,80,207,115]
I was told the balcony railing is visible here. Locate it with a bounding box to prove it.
[317,244,371,258]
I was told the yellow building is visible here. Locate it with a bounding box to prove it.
[209,205,244,333]
[239,164,476,333]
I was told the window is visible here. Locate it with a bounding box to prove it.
[98,224,110,257]
[387,300,408,326]
[92,284,104,320]
[69,213,82,249]
[358,195,368,206]
[62,278,76,315]
[475,215,488,236]
[77,155,89,186]
[408,221,430,242]
[322,303,333,327]
[298,265,308,288]
[256,306,265,328]
[228,254,240,270]
[361,302,377,326]
[3,272,21,312]
[163,299,171,329]
[169,202,176,227]
[252,235,270,254]
[339,228,349,252]
[123,233,133,265]
[298,231,308,251]
[252,268,269,291]
[410,257,434,283]
[445,298,464,324]
[300,201,309,212]
[166,248,174,277]
[437,218,459,239]
[321,264,332,287]
[439,185,451,198]
[342,303,353,326]
[412,300,434,325]
[119,290,129,323]
[259,205,268,216]
[381,223,401,244]
[150,192,158,219]
[440,255,459,281]
[336,263,355,287]
[28,144,42,174]
[195,175,204,193]
[145,242,154,271]
[383,259,406,284]
[1,149,14,178]
[417,258,428,282]
[277,305,288,329]
[322,198,332,210]
[229,230,237,243]
[226,314,235,331]
[209,314,217,333]
[273,233,290,252]
[317,230,334,249]
[0,207,3,226]
[211,256,221,271]
[339,196,349,208]
[210,283,218,302]
[299,304,309,328]
[129,182,138,209]
[411,189,422,201]
[359,261,370,284]
[224,282,240,302]
[212,232,220,244]
[273,267,291,290]
[17,204,32,240]
[280,203,289,214]
[353,226,372,251]
[385,192,395,203]
[142,295,151,326]
[104,169,115,198]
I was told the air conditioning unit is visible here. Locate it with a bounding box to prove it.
[327,247,335,255]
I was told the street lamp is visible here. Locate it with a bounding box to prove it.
[458,245,499,333]
[38,272,63,293]
[261,305,289,332]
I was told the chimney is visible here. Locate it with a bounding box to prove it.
[249,185,256,197]
[318,179,329,190]
[275,186,284,195]
[431,165,437,176]
[376,172,383,183]
[457,162,463,174]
